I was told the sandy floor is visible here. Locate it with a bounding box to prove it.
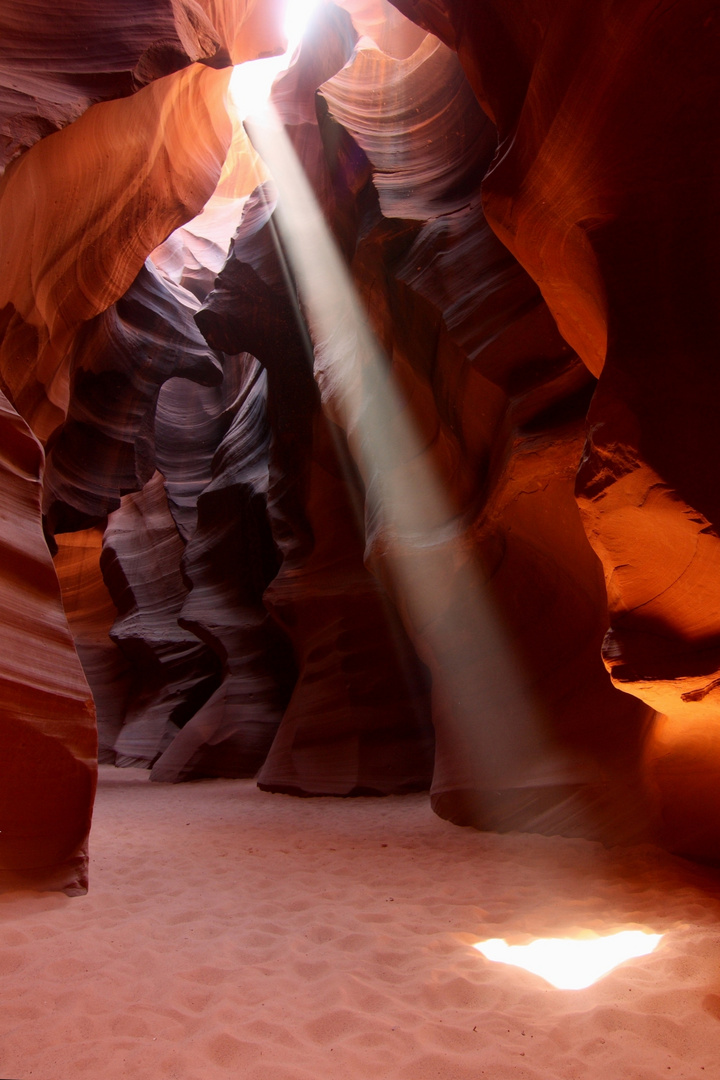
[3,766,720,1079]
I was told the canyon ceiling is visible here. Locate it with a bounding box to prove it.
[1,0,719,894]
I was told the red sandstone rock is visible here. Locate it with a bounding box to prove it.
[389,0,720,856]
[100,472,222,768]
[0,389,96,894]
[54,526,131,764]
[150,108,269,300]
[335,0,427,58]
[3,0,720,876]
[196,177,435,795]
[0,11,254,890]
[321,32,495,221]
[155,367,248,541]
[43,262,223,534]
[0,0,289,176]
[0,62,233,443]
[152,354,295,782]
[150,194,302,784]
[0,0,224,172]
[313,18,652,837]
[195,0,287,65]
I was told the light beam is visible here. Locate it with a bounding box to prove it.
[241,101,584,809]
[230,0,324,121]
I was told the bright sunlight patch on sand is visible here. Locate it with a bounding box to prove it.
[473,930,663,990]
[230,0,323,119]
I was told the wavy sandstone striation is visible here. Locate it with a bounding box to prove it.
[196,173,435,796]
[321,31,495,221]
[154,366,249,541]
[0,0,288,173]
[0,0,291,886]
[303,25,649,838]
[54,526,131,764]
[43,262,224,534]
[0,390,96,894]
[0,0,224,173]
[389,0,720,856]
[152,355,295,782]
[100,471,222,768]
[150,106,268,300]
[3,0,720,878]
[0,62,233,443]
[150,190,300,783]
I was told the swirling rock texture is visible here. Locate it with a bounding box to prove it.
[54,526,131,764]
[0,389,96,895]
[388,0,720,857]
[150,350,297,782]
[154,367,249,542]
[150,104,270,301]
[0,0,224,171]
[42,261,225,534]
[100,471,223,768]
[196,169,436,795]
[314,20,651,839]
[0,0,284,890]
[0,62,233,444]
[3,0,720,884]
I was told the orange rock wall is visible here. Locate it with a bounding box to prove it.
[315,25,652,838]
[0,0,281,890]
[0,391,96,894]
[390,0,720,855]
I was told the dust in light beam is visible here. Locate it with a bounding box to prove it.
[473,930,663,990]
[232,0,582,808]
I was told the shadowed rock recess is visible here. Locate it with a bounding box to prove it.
[1,0,718,891]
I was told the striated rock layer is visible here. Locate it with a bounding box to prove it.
[0,0,224,172]
[0,0,288,887]
[0,62,233,444]
[196,170,435,796]
[48,0,651,833]
[0,0,288,174]
[275,16,651,838]
[43,261,224,534]
[389,0,720,856]
[0,390,96,894]
[151,353,295,783]
[54,526,131,764]
[100,471,222,768]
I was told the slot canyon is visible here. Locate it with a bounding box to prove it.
[2,0,720,903]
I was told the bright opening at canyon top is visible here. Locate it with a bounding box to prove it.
[230,0,324,120]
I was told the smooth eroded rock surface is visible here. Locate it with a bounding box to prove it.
[0,390,96,893]
[196,167,435,796]
[101,472,222,768]
[389,0,720,856]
